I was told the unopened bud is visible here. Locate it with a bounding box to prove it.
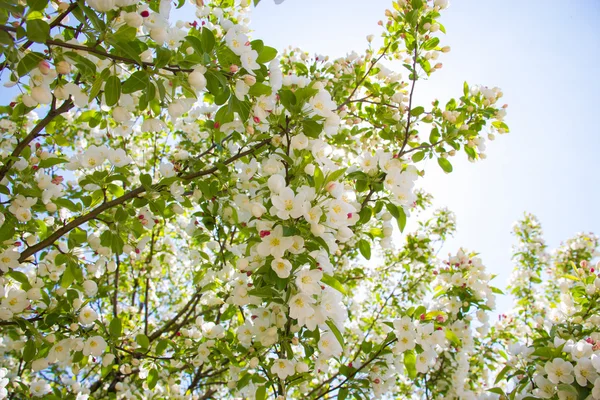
[243,75,256,86]
[38,60,51,75]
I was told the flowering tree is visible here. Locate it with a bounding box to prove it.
[2,0,597,399]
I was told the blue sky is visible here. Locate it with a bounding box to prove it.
[241,0,600,310]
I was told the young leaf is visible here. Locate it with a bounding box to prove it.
[437,157,453,173]
[104,75,121,107]
[136,334,150,350]
[326,319,345,349]
[321,274,347,295]
[26,19,49,43]
[357,239,371,260]
[109,317,122,339]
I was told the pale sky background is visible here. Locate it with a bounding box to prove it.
[2,1,598,313]
[241,0,600,311]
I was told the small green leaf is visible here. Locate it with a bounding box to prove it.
[255,386,266,400]
[256,46,277,63]
[404,350,417,379]
[17,52,44,77]
[201,27,215,53]
[23,340,36,362]
[122,70,148,94]
[28,0,49,11]
[423,37,440,50]
[325,319,344,349]
[325,168,347,184]
[147,368,159,390]
[357,239,371,260]
[140,173,152,188]
[109,317,122,339]
[437,157,453,173]
[396,206,407,232]
[136,334,150,350]
[429,127,440,144]
[248,82,272,97]
[487,387,506,397]
[313,165,324,189]
[26,19,49,43]
[494,365,511,384]
[321,274,347,295]
[7,270,29,286]
[339,388,349,400]
[410,106,424,117]
[104,75,122,107]
[412,151,425,162]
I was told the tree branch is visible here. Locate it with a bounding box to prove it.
[0,99,73,183]
[18,138,271,263]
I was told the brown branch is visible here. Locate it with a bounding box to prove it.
[113,254,120,318]
[398,28,420,157]
[0,3,78,71]
[18,138,271,264]
[18,185,146,263]
[45,39,194,74]
[0,99,73,182]
[309,339,398,399]
[147,293,200,342]
[336,41,393,111]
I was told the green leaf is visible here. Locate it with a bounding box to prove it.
[282,226,300,237]
[494,365,511,384]
[23,340,36,362]
[256,46,277,63]
[122,70,148,94]
[255,386,266,400]
[423,37,440,50]
[201,27,215,54]
[155,339,170,356]
[445,329,461,346]
[154,47,172,69]
[38,157,67,168]
[325,319,345,349]
[7,270,29,286]
[136,334,150,350]
[321,274,347,295]
[248,82,272,97]
[411,151,425,162]
[396,206,407,232]
[325,168,347,184]
[147,368,159,390]
[279,89,297,111]
[437,157,453,173]
[60,264,75,288]
[339,388,349,400]
[140,173,152,188]
[302,119,322,138]
[26,19,49,43]
[104,75,122,107]
[429,127,441,144]
[17,52,44,77]
[28,0,48,11]
[313,165,324,189]
[404,350,417,379]
[109,317,122,339]
[487,388,506,397]
[557,384,578,395]
[410,106,424,117]
[357,239,371,260]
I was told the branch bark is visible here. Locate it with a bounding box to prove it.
[0,99,73,183]
[18,138,271,263]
